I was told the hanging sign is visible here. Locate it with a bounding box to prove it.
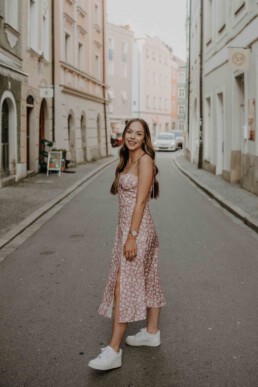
[47,151,62,176]
[228,47,250,71]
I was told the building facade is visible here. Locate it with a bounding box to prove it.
[0,0,28,187]
[21,0,53,175]
[175,56,187,131]
[188,0,258,196]
[132,36,172,137]
[53,0,109,163]
[171,55,178,130]
[107,23,134,135]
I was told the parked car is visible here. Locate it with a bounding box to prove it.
[110,132,123,147]
[172,130,184,149]
[153,132,177,151]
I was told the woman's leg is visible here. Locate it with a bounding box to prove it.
[109,268,127,352]
[146,307,160,334]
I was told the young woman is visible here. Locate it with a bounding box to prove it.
[88,118,166,371]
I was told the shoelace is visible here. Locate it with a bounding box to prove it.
[98,346,110,359]
[136,328,146,337]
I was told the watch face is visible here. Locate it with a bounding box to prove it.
[132,230,137,237]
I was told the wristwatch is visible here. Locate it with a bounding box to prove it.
[130,230,138,238]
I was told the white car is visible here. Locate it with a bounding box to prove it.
[154,132,177,151]
[172,130,184,149]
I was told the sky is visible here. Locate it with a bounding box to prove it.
[106,0,187,60]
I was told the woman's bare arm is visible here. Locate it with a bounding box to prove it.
[123,154,153,260]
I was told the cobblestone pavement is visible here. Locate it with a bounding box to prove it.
[0,156,117,239]
[174,154,258,232]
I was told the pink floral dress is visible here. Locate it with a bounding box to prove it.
[98,171,166,323]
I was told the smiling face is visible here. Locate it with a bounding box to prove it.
[124,121,145,151]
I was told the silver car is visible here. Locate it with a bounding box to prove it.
[154,132,177,151]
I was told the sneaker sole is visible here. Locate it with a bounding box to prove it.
[88,360,122,371]
[125,339,160,347]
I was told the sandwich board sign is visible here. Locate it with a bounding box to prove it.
[47,151,62,176]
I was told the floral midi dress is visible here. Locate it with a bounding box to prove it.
[98,171,166,323]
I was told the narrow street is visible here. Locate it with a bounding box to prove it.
[1,153,258,387]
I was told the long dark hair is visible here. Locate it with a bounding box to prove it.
[110,118,159,199]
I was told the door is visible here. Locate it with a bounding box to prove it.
[26,96,34,170]
[1,99,9,177]
[216,92,224,175]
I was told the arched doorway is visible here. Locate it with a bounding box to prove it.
[81,114,87,161]
[1,94,17,178]
[26,95,34,170]
[68,113,76,163]
[39,99,47,166]
[1,99,9,177]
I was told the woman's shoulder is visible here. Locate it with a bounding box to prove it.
[138,153,154,170]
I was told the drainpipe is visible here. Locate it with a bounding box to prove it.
[198,0,204,169]
[102,0,109,156]
[187,0,191,135]
[51,0,55,142]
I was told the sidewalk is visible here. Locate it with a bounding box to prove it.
[0,155,118,249]
[174,154,258,234]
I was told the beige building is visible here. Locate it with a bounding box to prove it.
[21,0,53,175]
[107,23,134,135]
[0,0,28,187]
[171,56,178,130]
[188,0,258,196]
[53,0,109,163]
[132,36,172,137]
[175,56,187,131]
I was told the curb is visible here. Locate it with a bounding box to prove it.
[173,156,258,234]
[0,157,118,250]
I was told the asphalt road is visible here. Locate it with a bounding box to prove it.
[1,152,258,387]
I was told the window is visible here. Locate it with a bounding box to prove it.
[164,98,168,111]
[94,3,100,25]
[179,105,185,115]
[179,73,185,83]
[153,97,156,110]
[108,38,114,61]
[146,48,149,58]
[42,14,49,59]
[121,42,127,63]
[95,54,100,78]
[178,88,185,98]
[152,51,156,61]
[65,33,71,63]
[29,0,38,50]
[159,97,162,110]
[78,43,83,70]
[179,121,184,130]
[5,0,18,30]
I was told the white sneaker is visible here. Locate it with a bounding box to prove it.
[88,346,122,371]
[125,328,161,347]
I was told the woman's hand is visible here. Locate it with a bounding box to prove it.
[124,236,137,261]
